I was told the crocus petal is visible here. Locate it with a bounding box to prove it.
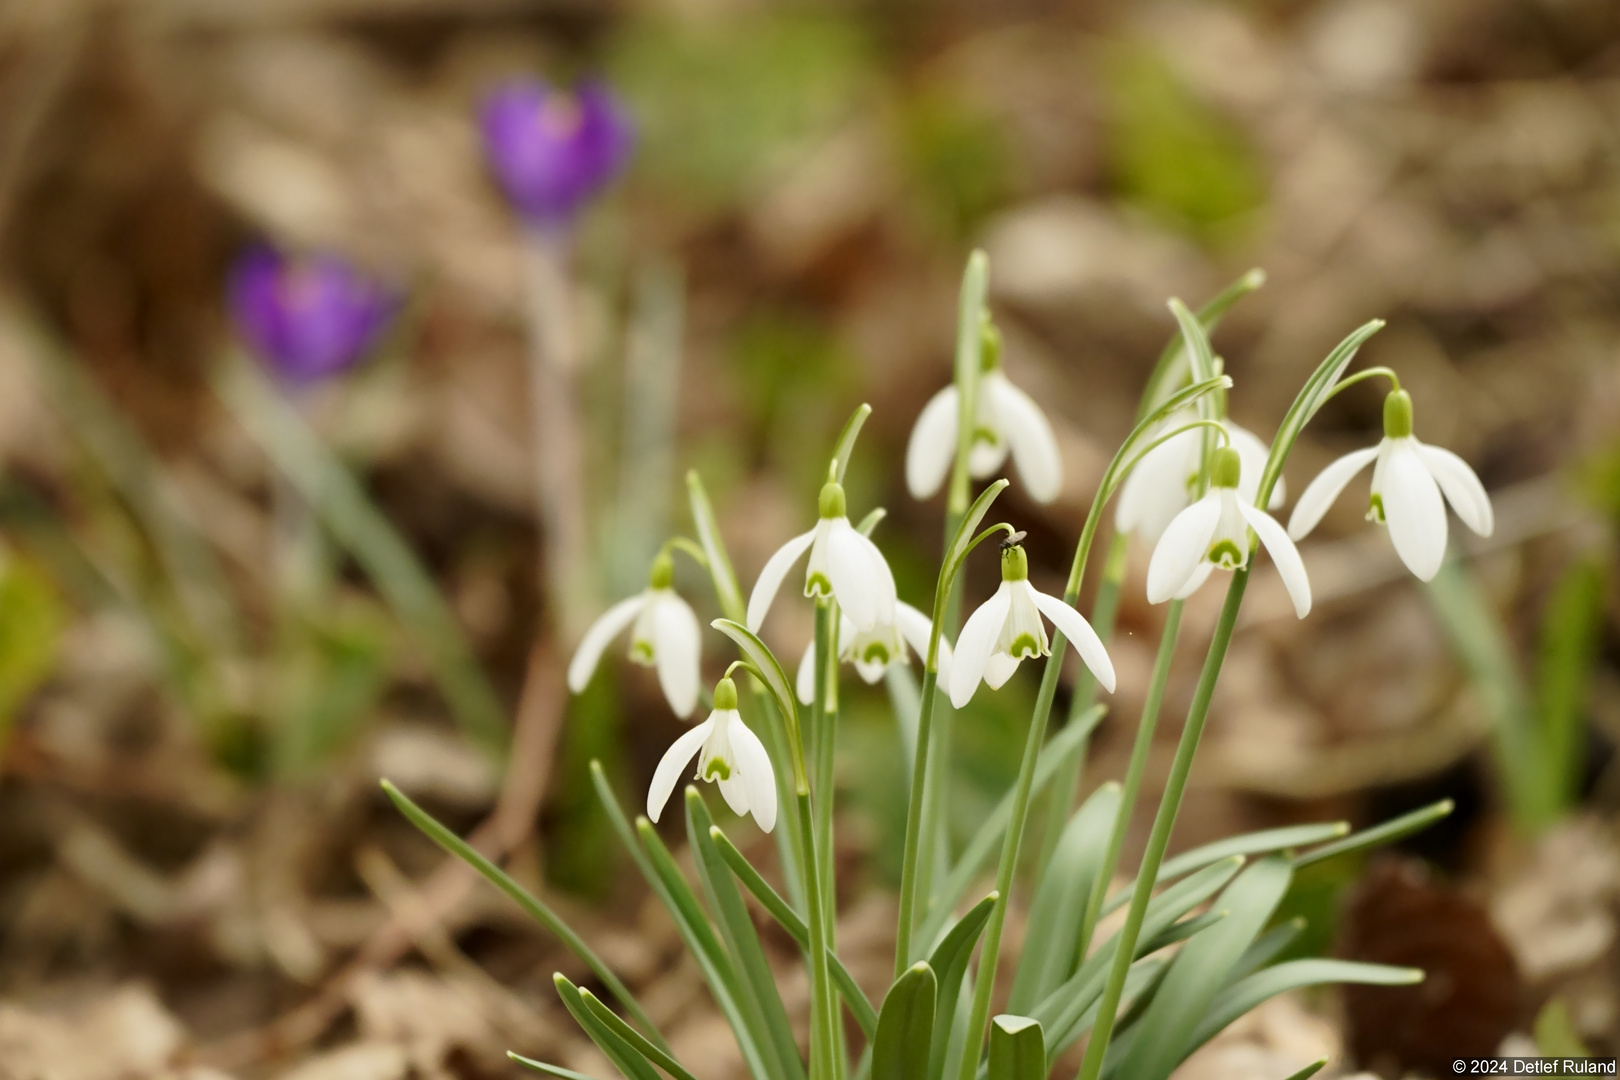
[983,652,1021,689]
[1147,495,1222,604]
[651,593,702,717]
[647,717,714,823]
[1030,585,1117,693]
[1382,441,1448,580]
[731,721,777,832]
[1286,446,1379,540]
[1240,502,1312,618]
[1171,561,1215,600]
[1416,443,1494,537]
[747,527,817,631]
[950,583,1012,708]
[905,386,960,500]
[1227,421,1284,510]
[987,373,1063,504]
[894,602,950,685]
[567,594,644,692]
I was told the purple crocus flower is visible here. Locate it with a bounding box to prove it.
[228,246,395,385]
[479,78,633,228]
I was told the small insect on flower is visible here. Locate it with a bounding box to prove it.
[748,478,897,634]
[648,677,776,832]
[228,245,396,386]
[1115,411,1284,545]
[567,551,702,717]
[480,78,634,228]
[1147,446,1312,616]
[949,541,1115,708]
[1287,389,1493,582]
[905,330,1063,504]
[795,601,952,705]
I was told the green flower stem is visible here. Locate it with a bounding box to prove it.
[1075,599,1183,958]
[1074,569,1250,1080]
[811,601,840,978]
[799,790,839,1080]
[895,665,941,977]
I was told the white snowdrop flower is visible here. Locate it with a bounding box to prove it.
[648,677,776,832]
[1147,446,1312,617]
[1286,388,1493,582]
[794,601,953,705]
[949,542,1115,709]
[567,551,701,717]
[905,356,1062,504]
[747,480,897,634]
[1115,410,1285,545]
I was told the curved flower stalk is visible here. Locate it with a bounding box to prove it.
[794,601,952,705]
[647,677,776,832]
[480,78,634,229]
[1287,388,1493,581]
[747,477,897,634]
[1116,410,1284,544]
[905,335,1062,504]
[949,541,1116,708]
[1147,446,1312,618]
[567,549,702,717]
[229,245,395,386]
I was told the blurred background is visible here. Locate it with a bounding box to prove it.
[0,0,1617,1077]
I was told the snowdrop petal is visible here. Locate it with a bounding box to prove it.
[1116,427,1198,543]
[983,652,1020,689]
[651,593,703,717]
[895,602,950,685]
[795,641,818,706]
[1416,442,1494,538]
[717,771,751,817]
[1030,586,1116,693]
[1286,446,1379,540]
[826,520,880,631]
[905,386,960,500]
[987,373,1063,503]
[567,594,644,692]
[746,527,817,631]
[1382,441,1448,581]
[1147,495,1222,604]
[1227,422,1284,509]
[950,583,1012,708]
[1171,561,1215,600]
[847,527,898,627]
[647,717,715,823]
[1240,502,1312,618]
[731,720,778,832]
[968,436,1010,479]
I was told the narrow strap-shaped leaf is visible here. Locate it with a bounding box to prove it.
[926,893,999,1080]
[711,619,806,792]
[920,706,1105,946]
[1100,822,1347,917]
[509,1052,603,1080]
[686,470,745,624]
[380,781,666,1052]
[1280,1060,1328,1080]
[1138,268,1266,418]
[831,403,873,483]
[1292,799,1453,869]
[874,962,937,1080]
[686,791,805,1080]
[580,989,702,1080]
[1229,917,1305,983]
[1038,957,1167,1074]
[1115,856,1295,1080]
[554,974,662,1080]
[710,825,878,1036]
[987,1016,1044,1080]
[1185,960,1423,1058]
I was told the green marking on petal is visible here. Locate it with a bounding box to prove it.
[1207,539,1245,569]
[1008,632,1043,659]
[860,642,891,665]
[1367,494,1386,524]
[629,639,656,664]
[704,757,732,782]
[805,572,833,598]
[973,427,1001,448]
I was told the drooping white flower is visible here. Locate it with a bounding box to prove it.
[567,552,701,717]
[747,480,897,633]
[949,543,1115,708]
[794,601,953,705]
[1286,389,1493,582]
[648,677,776,832]
[1115,410,1285,545]
[905,368,1062,504]
[1147,446,1312,617]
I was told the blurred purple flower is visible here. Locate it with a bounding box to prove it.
[479,78,633,228]
[228,246,395,385]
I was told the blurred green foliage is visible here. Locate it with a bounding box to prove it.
[0,553,66,753]
[727,307,857,490]
[897,89,1011,241]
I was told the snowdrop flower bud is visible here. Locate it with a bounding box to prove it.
[480,78,634,228]
[228,245,396,386]
[648,676,777,832]
[747,479,898,634]
[949,542,1115,709]
[1286,389,1493,582]
[904,334,1063,504]
[567,551,702,717]
[795,601,952,705]
[1147,446,1312,617]
[1114,410,1284,545]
